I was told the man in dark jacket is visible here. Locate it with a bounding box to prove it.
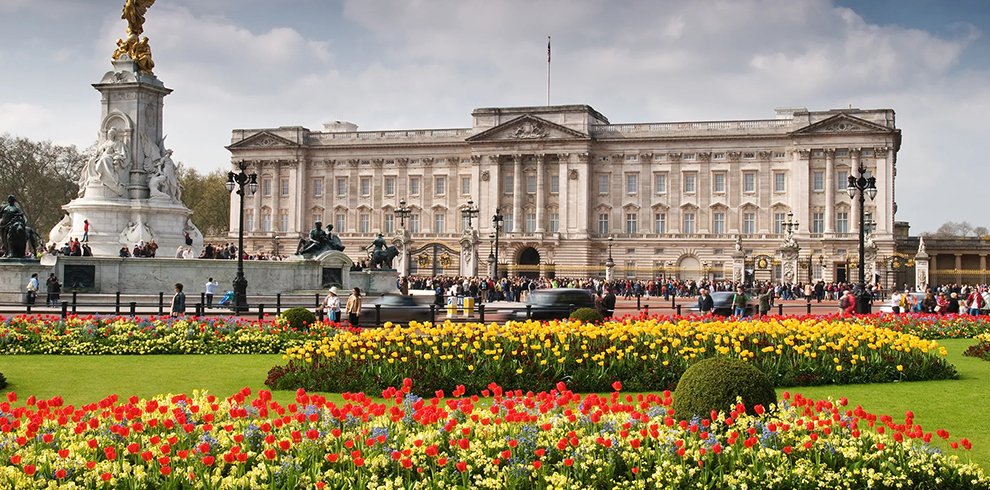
[697,288,714,314]
[602,287,617,318]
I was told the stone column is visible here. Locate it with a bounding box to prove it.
[559,154,570,233]
[824,149,835,233]
[955,253,963,285]
[849,149,860,234]
[535,154,546,233]
[512,154,523,233]
[252,162,263,233]
[459,230,479,277]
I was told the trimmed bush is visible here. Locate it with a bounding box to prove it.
[673,356,776,420]
[280,307,317,331]
[569,307,603,323]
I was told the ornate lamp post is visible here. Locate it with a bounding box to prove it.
[225,161,258,312]
[395,199,412,230]
[605,235,615,280]
[782,211,799,239]
[847,166,878,314]
[461,199,479,230]
[492,208,504,278]
[487,232,496,276]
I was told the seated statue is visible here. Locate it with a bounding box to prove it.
[296,221,345,257]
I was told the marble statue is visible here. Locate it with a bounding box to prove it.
[149,149,181,200]
[49,214,72,247]
[918,236,927,254]
[734,235,743,252]
[83,128,128,197]
[120,218,154,245]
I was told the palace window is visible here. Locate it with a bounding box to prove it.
[335,213,346,233]
[280,179,289,197]
[812,171,824,192]
[360,177,371,196]
[262,178,272,197]
[313,178,324,197]
[774,212,786,234]
[261,211,271,232]
[409,176,421,196]
[812,212,824,233]
[713,173,726,193]
[598,174,610,194]
[384,176,396,196]
[525,212,536,232]
[773,172,786,193]
[434,212,445,233]
[279,210,288,232]
[409,214,420,233]
[654,173,667,194]
[549,174,559,194]
[654,213,666,234]
[335,178,347,197]
[836,212,849,233]
[460,176,470,195]
[683,173,696,193]
[742,212,756,234]
[526,174,537,194]
[625,213,637,233]
[435,176,446,196]
[504,175,514,195]
[712,212,725,235]
[597,213,609,234]
[682,212,696,234]
[245,211,254,231]
[504,213,513,232]
[548,212,559,233]
[625,173,638,194]
[743,172,756,193]
[384,214,395,234]
[359,213,370,233]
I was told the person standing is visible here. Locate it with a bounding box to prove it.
[25,273,39,305]
[82,219,91,242]
[346,287,362,326]
[697,288,714,314]
[731,286,749,317]
[967,288,984,316]
[45,273,61,307]
[319,286,341,322]
[169,283,186,317]
[602,287,617,318]
[204,277,219,308]
[758,288,773,317]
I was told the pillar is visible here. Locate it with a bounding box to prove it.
[824,149,835,233]
[535,154,546,233]
[512,154,523,233]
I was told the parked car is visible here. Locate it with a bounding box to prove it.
[358,294,433,326]
[878,292,926,313]
[692,291,757,317]
[511,288,597,321]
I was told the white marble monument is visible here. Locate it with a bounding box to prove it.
[51,10,201,258]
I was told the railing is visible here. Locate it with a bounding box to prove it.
[591,119,791,137]
[307,128,472,144]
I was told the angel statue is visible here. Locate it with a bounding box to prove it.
[113,0,156,73]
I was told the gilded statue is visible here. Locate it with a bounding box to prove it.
[112,0,157,73]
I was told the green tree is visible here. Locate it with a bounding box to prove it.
[0,134,85,236]
[177,166,229,236]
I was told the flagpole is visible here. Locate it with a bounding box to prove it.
[547,36,551,106]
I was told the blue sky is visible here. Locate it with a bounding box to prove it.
[1,0,988,234]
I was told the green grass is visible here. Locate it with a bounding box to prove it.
[780,338,989,470]
[0,339,987,470]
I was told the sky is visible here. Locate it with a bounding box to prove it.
[1,0,988,234]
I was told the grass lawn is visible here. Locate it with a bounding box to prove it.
[1,339,987,469]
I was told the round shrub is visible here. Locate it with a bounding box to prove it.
[569,307,604,323]
[280,307,317,331]
[672,356,776,420]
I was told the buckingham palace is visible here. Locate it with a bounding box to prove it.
[226,104,901,284]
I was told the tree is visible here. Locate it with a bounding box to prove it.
[0,134,86,235]
[177,166,229,237]
[924,221,989,238]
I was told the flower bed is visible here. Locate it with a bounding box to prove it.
[964,333,990,361]
[866,313,990,339]
[266,318,956,394]
[0,383,984,489]
[0,315,347,355]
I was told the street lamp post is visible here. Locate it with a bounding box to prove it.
[492,208,504,278]
[395,199,412,230]
[605,235,615,280]
[225,161,258,313]
[461,199,479,230]
[847,167,878,314]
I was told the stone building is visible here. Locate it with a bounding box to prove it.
[226,104,901,283]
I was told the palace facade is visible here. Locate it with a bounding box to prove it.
[226,104,901,283]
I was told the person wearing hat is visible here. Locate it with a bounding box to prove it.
[318,286,341,322]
